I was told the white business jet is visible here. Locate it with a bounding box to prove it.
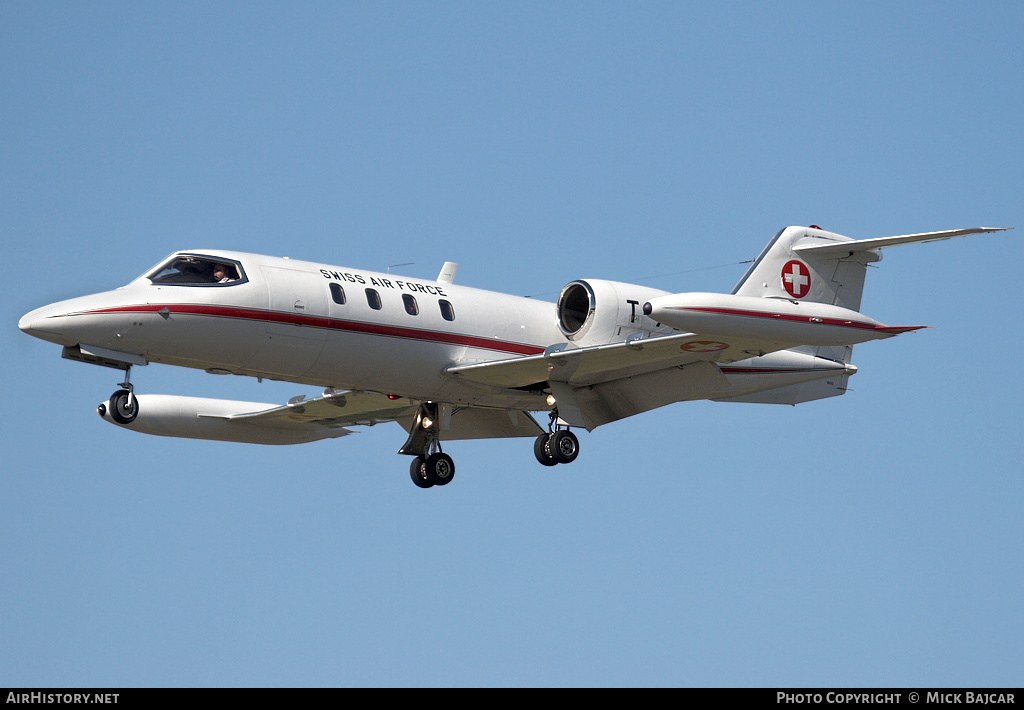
[19,225,1009,489]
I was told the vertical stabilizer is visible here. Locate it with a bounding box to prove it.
[731,226,882,365]
[731,226,878,312]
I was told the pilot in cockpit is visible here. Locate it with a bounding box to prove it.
[213,264,237,283]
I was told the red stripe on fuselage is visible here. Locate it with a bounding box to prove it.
[79,304,546,356]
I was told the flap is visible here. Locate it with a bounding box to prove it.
[220,389,420,429]
[215,389,543,442]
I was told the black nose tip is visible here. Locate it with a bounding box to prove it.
[642,302,652,316]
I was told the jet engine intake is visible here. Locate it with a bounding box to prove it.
[555,279,673,346]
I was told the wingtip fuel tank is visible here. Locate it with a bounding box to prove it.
[643,292,926,347]
[96,394,352,445]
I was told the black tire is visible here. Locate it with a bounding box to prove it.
[425,452,455,486]
[550,430,579,464]
[108,389,139,424]
[534,434,558,467]
[410,456,433,488]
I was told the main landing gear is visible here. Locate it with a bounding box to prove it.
[409,451,455,489]
[96,365,140,425]
[400,405,581,488]
[400,403,455,489]
[534,408,579,467]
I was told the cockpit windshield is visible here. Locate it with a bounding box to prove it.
[146,255,246,286]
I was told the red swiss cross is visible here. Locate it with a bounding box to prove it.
[781,260,811,298]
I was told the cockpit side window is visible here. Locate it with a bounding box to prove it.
[147,255,246,286]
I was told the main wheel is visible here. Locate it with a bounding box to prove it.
[534,434,558,466]
[425,452,455,486]
[108,389,139,424]
[550,430,579,464]
[410,456,433,488]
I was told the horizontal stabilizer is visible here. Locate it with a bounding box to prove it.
[714,351,858,405]
[793,227,1011,256]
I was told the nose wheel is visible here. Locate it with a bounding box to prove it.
[107,388,139,424]
[534,408,579,466]
[103,365,139,425]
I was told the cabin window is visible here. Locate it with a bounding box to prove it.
[439,299,455,321]
[365,288,382,310]
[403,294,419,316]
[147,255,245,285]
[329,283,346,305]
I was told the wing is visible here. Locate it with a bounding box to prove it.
[224,388,420,429]
[224,389,543,442]
[446,331,802,430]
[128,388,420,444]
[446,331,792,389]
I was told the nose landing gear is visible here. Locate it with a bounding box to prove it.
[104,365,139,425]
[534,408,579,466]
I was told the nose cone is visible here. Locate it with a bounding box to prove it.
[17,311,33,334]
[19,303,71,342]
[19,291,120,346]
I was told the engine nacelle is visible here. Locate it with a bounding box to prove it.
[643,292,925,346]
[555,279,673,346]
[96,394,350,445]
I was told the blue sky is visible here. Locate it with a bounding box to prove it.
[2,1,1021,687]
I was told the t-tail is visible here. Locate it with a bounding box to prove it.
[705,225,1008,404]
[731,225,1009,309]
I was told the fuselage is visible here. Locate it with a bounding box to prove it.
[19,243,873,417]
[18,250,579,411]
